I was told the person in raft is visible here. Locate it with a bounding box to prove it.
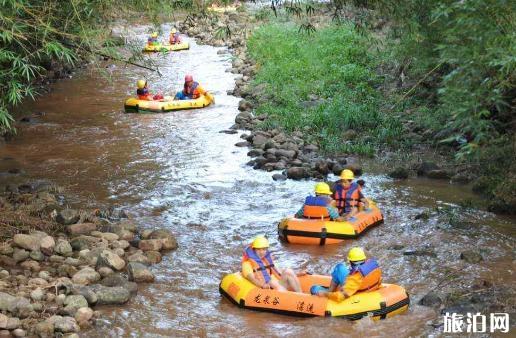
[136,80,164,101]
[169,28,182,44]
[310,247,382,302]
[242,236,306,291]
[294,182,343,221]
[147,32,159,45]
[174,75,207,100]
[332,169,369,218]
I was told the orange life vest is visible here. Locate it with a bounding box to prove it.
[302,195,330,220]
[350,259,382,292]
[333,182,361,214]
[242,246,281,284]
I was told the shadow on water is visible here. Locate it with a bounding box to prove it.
[0,24,514,337]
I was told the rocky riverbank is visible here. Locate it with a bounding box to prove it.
[0,181,177,337]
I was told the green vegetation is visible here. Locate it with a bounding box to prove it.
[0,0,195,135]
[247,22,402,155]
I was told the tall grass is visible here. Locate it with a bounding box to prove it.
[247,22,402,156]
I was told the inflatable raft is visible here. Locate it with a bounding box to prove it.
[278,199,383,245]
[143,42,190,52]
[207,5,239,13]
[220,273,409,320]
[124,94,214,113]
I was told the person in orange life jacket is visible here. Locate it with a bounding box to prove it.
[136,80,164,101]
[148,32,159,45]
[242,236,306,292]
[310,247,382,302]
[332,169,369,218]
[174,75,207,100]
[294,182,343,221]
[169,28,182,44]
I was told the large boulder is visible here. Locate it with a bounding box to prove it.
[89,285,131,305]
[138,239,163,252]
[71,267,100,285]
[13,234,40,251]
[54,239,73,256]
[389,167,409,179]
[62,295,88,316]
[97,250,125,271]
[127,262,155,283]
[416,161,440,176]
[286,167,309,180]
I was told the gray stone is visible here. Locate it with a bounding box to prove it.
[62,295,88,315]
[56,209,80,225]
[90,285,131,305]
[12,249,29,263]
[127,262,155,283]
[30,288,45,301]
[97,249,125,271]
[55,239,73,256]
[71,267,100,285]
[6,317,20,330]
[418,291,442,308]
[74,307,93,323]
[29,250,45,261]
[460,250,483,264]
[39,236,55,255]
[11,328,25,337]
[66,223,96,236]
[70,285,97,305]
[54,316,79,333]
[34,320,54,338]
[13,234,40,251]
[127,252,150,265]
[149,229,178,250]
[272,174,287,181]
[286,167,309,180]
[389,167,409,179]
[416,161,439,176]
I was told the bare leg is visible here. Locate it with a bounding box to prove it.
[280,269,302,292]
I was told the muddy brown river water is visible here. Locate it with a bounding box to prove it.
[0,25,514,337]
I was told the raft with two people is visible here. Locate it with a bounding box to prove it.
[143,42,190,52]
[220,272,409,319]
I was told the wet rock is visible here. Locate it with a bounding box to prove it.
[96,249,125,271]
[54,316,79,333]
[234,111,252,124]
[127,262,155,283]
[251,134,269,147]
[115,229,135,241]
[29,250,45,261]
[414,210,431,220]
[145,251,162,264]
[403,249,437,258]
[149,229,178,250]
[69,235,98,251]
[272,174,287,181]
[40,236,55,255]
[238,99,253,111]
[99,274,128,288]
[56,209,80,225]
[416,161,439,176]
[55,239,73,256]
[75,307,93,324]
[62,295,88,315]
[12,249,29,263]
[97,232,119,242]
[138,239,163,252]
[66,223,96,236]
[111,240,129,250]
[219,129,238,134]
[71,267,100,285]
[275,149,296,159]
[127,252,150,265]
[460,250,483,264]
[13,234,40,251]
[90,285,130,305]
[70,285,97,305]
[286,167,309,180]
[418,291,442,308]
[451,172,472,184]
[314,160,330,175]
[426,170,451,179]
[388,167,409,179]
[235,141,249,147]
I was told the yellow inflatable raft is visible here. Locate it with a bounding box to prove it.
[220,273,409,320]
[278,199,383,245]
[207,5,239,13]
[143,42,190,52]
[124,94,214,113]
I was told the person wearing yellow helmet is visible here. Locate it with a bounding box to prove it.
[332,169,368,218]
[148,32,159,45]
[295,182,343,221]
[169,28,182,45]
[241,236,305,292]
[136,80,164,101]
[311,247,382,302]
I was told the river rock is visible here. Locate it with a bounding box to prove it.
[115,229,135,241]
[235,111,252,124]
[66,223,96,236]
[416,161,440,176]
[0,243,13,255]
[127,252,150,265]
[286,167,309,180]
[98,232,119,242]
[251,134,268,147]
[314,160,330,175]
[40,236,55,255]
[0,314,7,329]
[138,239,163,252]
[71,267,100,285]
[13,234,40,251]
[235,141,249,147]
[145,251,162,264]
[149,229,178,250]
[70,235,99,251]
[426,169,451,179]
[55,239,73,256]
[460,250,483,263]
[238,99,253,111]
[34,320,54,337]
[90,285,130,305]
[96,250,125,271]
[419,291,442,308]
[75,307,93,323]
[0,270,9,279]
[29,250,45,261]
[12,249,29,263]
[11,328,25,337]
[389,167,409,179]
[54,316,79,333]
[56,209,80,225]
[30,288,45,301]
[6,317,20,330]
[62,295,88,316]
[20,260,40,272]
[111,240,130,250]
[127,262,155,283]
[70,285,97,305]
[275,149,296,159]
[247,149,263,157]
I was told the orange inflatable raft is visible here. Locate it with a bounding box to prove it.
[220,273,409,320]
[278,199,383,245]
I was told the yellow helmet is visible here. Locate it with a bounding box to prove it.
[137,80,147,89]
[171,28,177,34]
[340,169,355,180]
[252,236,269,249]
[348,247,366,262]
[314,182,332,195]
[151,32,158,38]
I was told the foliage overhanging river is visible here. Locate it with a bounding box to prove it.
[0,24,514,337]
